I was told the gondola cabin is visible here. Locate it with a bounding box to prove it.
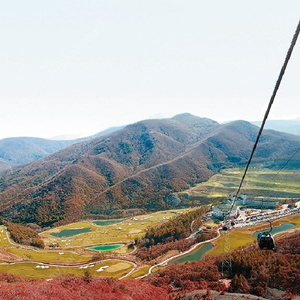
[257,231,275,250]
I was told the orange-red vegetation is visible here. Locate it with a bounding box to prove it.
[0,274,169,300]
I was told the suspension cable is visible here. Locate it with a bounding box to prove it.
[226,19,300,219]
[262,145,300,190]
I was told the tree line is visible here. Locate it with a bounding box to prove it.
[139,206,210,247]
[136,206,215,261]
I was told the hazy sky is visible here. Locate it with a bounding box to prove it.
[1,1,300,140]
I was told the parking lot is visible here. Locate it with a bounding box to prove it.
[226,201,300,228]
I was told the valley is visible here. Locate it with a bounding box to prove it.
[0,168,299,281]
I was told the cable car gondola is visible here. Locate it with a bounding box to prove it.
[257,222,275,250]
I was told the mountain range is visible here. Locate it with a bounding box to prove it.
[1,113,300,226]
[0,126,124,169]
[251,118,300,136]
[1,118,299,170]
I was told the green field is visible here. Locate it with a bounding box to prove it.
[186,168,300,200]
[40,208,196,249]
[0,259,134,279]
[7,247,92,263]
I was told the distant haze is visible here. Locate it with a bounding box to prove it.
[50,134,84,140]
[1,1,300,139]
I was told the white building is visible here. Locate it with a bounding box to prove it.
[212,204,238,220]
[229,194,278,209]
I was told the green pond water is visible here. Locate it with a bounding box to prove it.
[93,219,124,226]
[88,244,124,251]
[168,243,213,265]
[51,227,92,238]
[253,223,295,238]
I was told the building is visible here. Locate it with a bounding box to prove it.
[213,194,279,220]
[212,204,239,220]
[229,194,278,209]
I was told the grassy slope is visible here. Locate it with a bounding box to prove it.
[185,168,300,199]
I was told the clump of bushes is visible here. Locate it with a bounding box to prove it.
[6,222,44,249]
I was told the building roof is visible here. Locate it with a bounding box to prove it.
[212,204,238,212]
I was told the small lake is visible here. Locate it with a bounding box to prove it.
[253,223,295,238]
[51,227,92,238]
[88,244,124,251]
[93,219,124,226]
[168,243,213,265]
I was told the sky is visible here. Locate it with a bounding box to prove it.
[0,1,300,140]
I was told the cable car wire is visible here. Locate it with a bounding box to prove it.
[261,145,300,191]
[226,19,300,219]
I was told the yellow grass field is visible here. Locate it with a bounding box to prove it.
[0,259,134,279]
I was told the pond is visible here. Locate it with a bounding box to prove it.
[93,219,124,226]
[253,223,295,238]
[87,244,125,252]
[168,243,213,265]
[51,227,92,238]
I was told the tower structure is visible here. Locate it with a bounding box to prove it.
[221,216,232,276]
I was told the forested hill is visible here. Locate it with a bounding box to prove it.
[1,113,300,226]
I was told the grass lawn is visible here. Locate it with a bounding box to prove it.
[209,229,255,256]
[40,208,197,249]
[6,247,92,263]
[0,226,11,247]
[0,259,134,279]
[188,168,300,200]
[125,266,151,279]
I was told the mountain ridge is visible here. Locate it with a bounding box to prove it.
[1,116,299,170]
[1,113,300,226]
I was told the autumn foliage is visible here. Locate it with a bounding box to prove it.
[6,222,45,249]
[144,230,300,298]
[137,238,197,261]
[228,231,300,296]
[140,206,208,246]
[0,230,300,299]
[147,257,225,295]
[136,206,213,261]
[0,274,169,300]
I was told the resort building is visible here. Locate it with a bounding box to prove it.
[212,204,239,220]
[212,194,279,220]
[229,194,279,209]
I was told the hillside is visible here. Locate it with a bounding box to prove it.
[1,113,300,226]
[145,230,300,298]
